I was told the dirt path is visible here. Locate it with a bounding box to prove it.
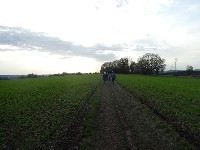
[85,81,135,149]
[48,80,193,149]
[80,81,193,149]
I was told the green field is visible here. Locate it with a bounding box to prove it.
[0,74,100,149]
[117,74,200,144]
[1,74,199,148]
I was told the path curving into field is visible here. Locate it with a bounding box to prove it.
[80,80,193,149]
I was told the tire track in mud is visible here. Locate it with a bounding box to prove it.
[110,82,193,149]
[81,81,137,149]
[81,81,193,149]
[89,82,136,149]
[46,80,192,149]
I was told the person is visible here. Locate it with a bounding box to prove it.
[108,73,111,81]
[111,71,116,84]
[102,72,108,83]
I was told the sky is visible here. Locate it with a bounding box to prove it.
[0,0,200,74]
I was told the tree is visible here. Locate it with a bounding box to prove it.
[27,73,38,78]
[100,54,166,74]
[136,53,166,74]
[118,58,129,73]
[100,57,131,74]
[129,61,137,73]
[186,65,193,75]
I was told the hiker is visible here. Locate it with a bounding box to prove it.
[108,73,111,81]
[102,72,108,83]
[111,71,116,84]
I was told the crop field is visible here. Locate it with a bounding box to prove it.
[1,73,199,149]
[0,74,100,149]
[117,74,200,145]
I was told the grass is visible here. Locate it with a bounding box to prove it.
[117,74,200,146]
[0,74,100,149]
[80,84,101,149]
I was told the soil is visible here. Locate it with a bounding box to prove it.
[80,81,193,149]
[49,80,194,149]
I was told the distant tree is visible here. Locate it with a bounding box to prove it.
[129,61,137,73]
[100,57,131,74]
[136,53,166,74]
[100,62,109,73]
[76,72,82,75]
[27,73,38,78]
[61,72,68,76]
[119,58,129,73]
[100,54,166,74]
[186,65,193,75]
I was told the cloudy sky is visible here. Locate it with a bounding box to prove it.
[0,0,200,74]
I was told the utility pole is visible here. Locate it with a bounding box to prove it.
[175,58,178,73]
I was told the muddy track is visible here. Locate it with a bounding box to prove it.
[80,81,193,149]
[84,81,136,149]
[45,80,193,149]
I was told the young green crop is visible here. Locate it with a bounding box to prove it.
[0,74,100,149]
[117,74,200,144]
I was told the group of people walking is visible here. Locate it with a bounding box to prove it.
[102,71,116,84]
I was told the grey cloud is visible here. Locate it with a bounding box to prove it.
[0,26,72,50]
[135,46,158,51]
[0,26,163,62]
[0,26,124,61]
[134,38,158,48]
[131,37,162,51]
[127,36,176,53]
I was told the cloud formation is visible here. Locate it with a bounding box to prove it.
[0,26,127,61]
[1,0,200,73]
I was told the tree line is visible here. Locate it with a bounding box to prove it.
[100,53,166,74]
